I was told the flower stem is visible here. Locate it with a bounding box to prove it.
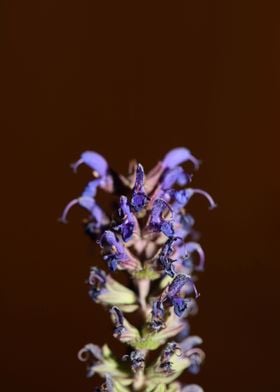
[137,279,150,315]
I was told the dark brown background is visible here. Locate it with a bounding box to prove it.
[2,1,280,391]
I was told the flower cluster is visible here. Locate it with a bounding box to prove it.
[61,147,216,391]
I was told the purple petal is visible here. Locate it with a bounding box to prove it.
[131,164,149,212]
[99,230,129,271]
[160,221,175,238]
[172,297,187,317]
[152,299,165,319]
[180,336,203,352]
[189,188,217,210]
[161,167,190,190]
[184,242,205,271]
[168,274,189,298]
[116,196,135,241]
[78,196,96,211]
[172,188,217,211]
[168,274,200,300]
[59,199,79,223]
[100,230,119,249]
[88,266,107,286]
[162,147,201,170]
[182,385,204,392]
[71,151,108,176]
[110,306,126,337]
[82,179,101,198]
[59,196,95,223]
[134,163,145,191]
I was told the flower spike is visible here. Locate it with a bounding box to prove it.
[62,147,214,390]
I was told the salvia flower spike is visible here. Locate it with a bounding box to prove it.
[61,147,216,391]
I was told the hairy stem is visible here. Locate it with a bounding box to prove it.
[137,279,150,315]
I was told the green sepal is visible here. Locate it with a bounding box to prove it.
[111,313,141,346]
[167,383,181,392]
[132,309,186,350]
[117,304,139,312]
[92,345,135,387]
[159,274,173,289]
[132,332,164,350]
[133,266,160,281]
[148,384,167,392]
[98,276,138,311]
[91,344,128,379]
[113,379,134,392]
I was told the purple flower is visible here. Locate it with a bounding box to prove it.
[110,306,126,337]
[182,385,203,392]
[60,196,108,226]
[162,147,201,170]
[122,350,145,373]
[161,166,191,191]
[180,336,203,352]
[87,267,107,301]
[99,230,129,272]
[172,188,217,212]
[150,199,174,237]
[152,299,165,319]
[95,374,114,392]
[77,343,103,378]
[115,196,135,242]
[167,274,190,298]
[161,341,181,360]
[184,242,205,272]
[59,177,110,226]
[158,237,180,277]
[71,150,108,176]
[150,299,166,331]
[158,342,181,374]
[179,335,204,375]
[173,213,195,240]
[172,297,188,317]
[82,179,102,198]
[167,274,199,317]
[187,351,204,374]
[131,164,149,212]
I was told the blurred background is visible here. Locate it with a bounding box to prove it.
[2,1,280,391]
